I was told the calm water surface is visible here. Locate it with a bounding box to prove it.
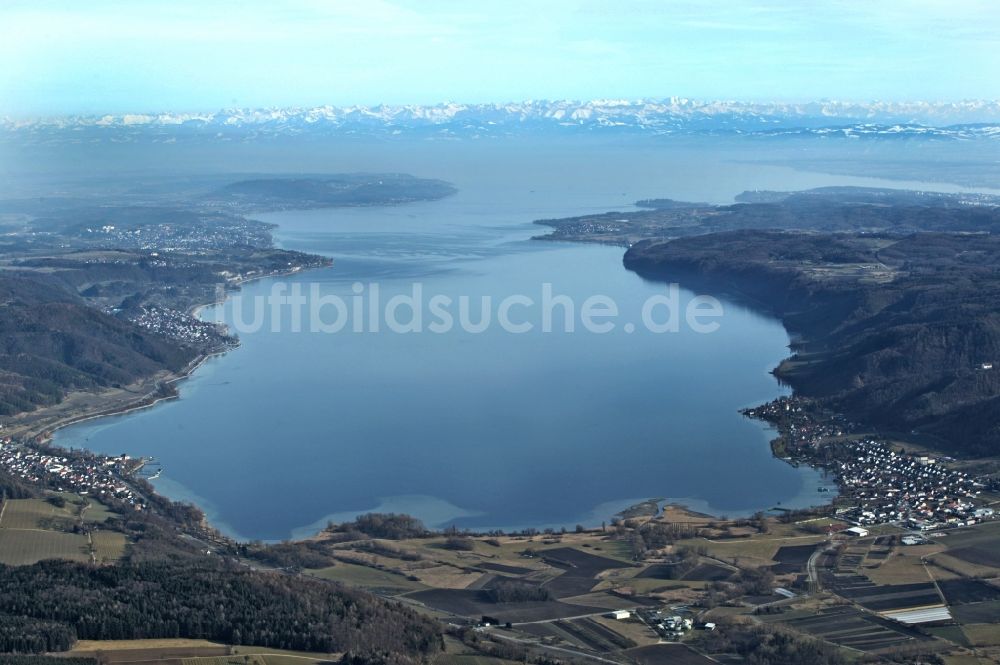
[53,144,894,540]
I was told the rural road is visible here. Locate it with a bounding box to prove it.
[511,609,640,626]
[485,628,626,665]
[807,546,824,591]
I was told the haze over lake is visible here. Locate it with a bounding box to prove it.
[54,138,973,541]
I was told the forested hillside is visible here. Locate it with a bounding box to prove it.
[625,231,1000,455]
[0,559,442,657]
[0,275,195,416]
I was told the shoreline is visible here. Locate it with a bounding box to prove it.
[30,221,841,545]
[24,264,323,445]
[33,347,230,442]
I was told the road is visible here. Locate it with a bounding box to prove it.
[806,545,824,591]
[484,628,627,665]
[511,608,640,626]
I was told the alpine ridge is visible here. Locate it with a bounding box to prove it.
[5,99,1000,142]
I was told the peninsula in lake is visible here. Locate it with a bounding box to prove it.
[204,173,458,210]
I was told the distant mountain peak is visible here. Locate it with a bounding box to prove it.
[4,99,1000,142]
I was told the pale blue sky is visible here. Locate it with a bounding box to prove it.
[2,0,998,116]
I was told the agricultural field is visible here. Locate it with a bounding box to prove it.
[404,587,607,623]
[673,533,827,567]
[434,655,521,665]
[960,623,1000,648]
[0,495,127,565]
[316,510,1000,663]
[72,639,223,651]
[760,605,932,652]
[81,497,119,523]
[624,643,718,665]
[411,564,487,590]
[637,561,734,582]
[92,530,128,562]
[538,547,632,598]
[67,640,339,665]
[557,617,637,651]
[929,522,1000,574]
[769,544,817,575]
[322,531,648,615]
[70,641,231,665]
[433,636,522,665]
[866,550,941,585]
[942,655,1000,665]
[590,615,659,646]
[950,600,1000,624]
[0,528,91,565]
[181,655,336,665]
[832,580,944,612]
[391,532,630,570]
[0,497,79,529]
[932,553,1000,579]
[305,561,427,593]
[938,579,1000,606]
[925,625,971,648]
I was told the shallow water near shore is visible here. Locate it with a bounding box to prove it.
[55,140,963,541]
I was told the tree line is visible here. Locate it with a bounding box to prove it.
[0,559,442,656]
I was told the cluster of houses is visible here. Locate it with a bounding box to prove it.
[742,396,858,448]
[124,305,232,346]
[833,439,988,530]
[744,397,995,533]
[558,219,631,237]
[80,216,272,252]
[0,441,147,509]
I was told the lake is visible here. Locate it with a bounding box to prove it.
[53,139,939,541]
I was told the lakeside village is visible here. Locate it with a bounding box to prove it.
[744,396,998,538]
[79,215,272,252]
[120,304,236,348]
[0,437,148,510]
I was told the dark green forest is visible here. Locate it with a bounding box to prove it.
[0,559,442,657]
[0,275,196,416]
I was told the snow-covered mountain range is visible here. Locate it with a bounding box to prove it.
[5,99,1000,142]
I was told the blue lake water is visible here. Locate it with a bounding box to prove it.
[50,141,920,541]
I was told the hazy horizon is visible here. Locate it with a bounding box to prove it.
[3,0,999,117]
[7,96,1000,121]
